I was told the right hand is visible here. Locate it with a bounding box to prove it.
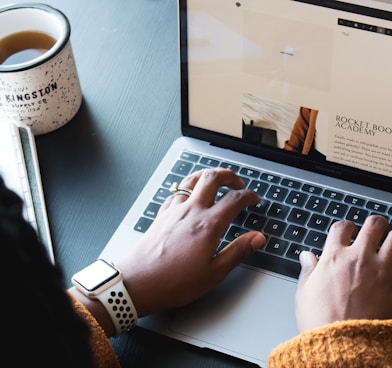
[295,215,392,333]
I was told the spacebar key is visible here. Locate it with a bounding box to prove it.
[242,251,301,280]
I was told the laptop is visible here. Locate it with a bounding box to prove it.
[100,0,392,366]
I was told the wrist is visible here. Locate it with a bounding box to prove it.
[71,259,138,336]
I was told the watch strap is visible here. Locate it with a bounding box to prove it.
[96,280,138,336]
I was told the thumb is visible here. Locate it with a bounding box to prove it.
[298,251,318,286]
[214,231,266,273]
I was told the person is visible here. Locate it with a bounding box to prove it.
[2,168,392,367]
[283,106,319,156]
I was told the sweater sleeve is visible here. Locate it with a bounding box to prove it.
[69,295,121,368]
[268,319,392,367]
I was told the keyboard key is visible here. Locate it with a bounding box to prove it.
[200,157,220,167]
[325,201,348,219]
[323,189,344,200]
[311,248,322,260]
[244,213,267,231]
[243,251,301,279]
[267,202,290,219]
[261,173,281,183]
[265,185,289,202]
[192,164,207,173]
[134,217,153,233]
[172,160,194,175]
[287,208,310,225]
[233,210,247,226]
[153,188,172,203]
[216,187,229,202]
[286,243,310,261]
[344,195,365,206]
[238,176,251,188]
[216,240,230,253]
[264,219,287,237]
[143,202,161,219]
[366,200,387,213]
[304,230,327,249]
[264,237,289,256]
[225,225,249,241]
[285,190,308,207]
[181,152,200,162]
[302,183,322,194]
[345,207,369,224]
[239,167,260,178]
[305,196,328,213]
[162,173,184,188]
[220,162,240,172]
[284,225,307,242]
[281,178,301,189]
[307,214,331,231]
[248,199,270,214]
[248,180,269,196]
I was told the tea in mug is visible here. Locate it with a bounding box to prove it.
[0,30,56,65]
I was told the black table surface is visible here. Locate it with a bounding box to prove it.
[0,0,259,366]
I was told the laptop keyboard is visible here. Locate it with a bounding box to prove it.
[134,151,392,279]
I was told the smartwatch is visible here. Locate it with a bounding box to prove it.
[72,259,138,336]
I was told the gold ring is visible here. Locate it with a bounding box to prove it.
[170,182,193,197]
[174,190,191,197]
[169,182,179,193]
[177,186,193,196]
[170,182,193,196]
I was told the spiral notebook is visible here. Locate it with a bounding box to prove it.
[0,121,54,263]
[100,0,392,366]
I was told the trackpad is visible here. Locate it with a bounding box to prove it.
[170,266,298,364]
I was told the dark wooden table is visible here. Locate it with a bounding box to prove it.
[0,0,258,366]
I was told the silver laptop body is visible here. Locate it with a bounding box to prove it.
[100,0,392,365]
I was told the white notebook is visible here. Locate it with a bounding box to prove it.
[0,121,54,263]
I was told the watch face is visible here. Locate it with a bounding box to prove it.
[72,259,120,292]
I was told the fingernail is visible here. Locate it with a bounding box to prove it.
[250,232,266,251]
[299,250,312,265]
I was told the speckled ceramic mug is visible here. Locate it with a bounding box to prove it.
[0,3,82,135]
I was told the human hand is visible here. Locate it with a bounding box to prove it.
[296,215,392,332]
[117,168,266,318]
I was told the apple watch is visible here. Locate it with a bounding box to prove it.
[72,259,138,336]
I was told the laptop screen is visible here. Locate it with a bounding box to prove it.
[180,0,392,192]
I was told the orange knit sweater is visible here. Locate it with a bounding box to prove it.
[71,296,121,368]
[71,297,392,367]
[268,319,392,367]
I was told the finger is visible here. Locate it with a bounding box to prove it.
[169,172,201,204]
[159,196,173,211]
[208,189,260,233]
[353,215,389,254]
[378,230,392,266]
[191,168,245,207]
[213,231,266,279]
[295,251,318,332]
[297,251,318,286]
[322,220,358,254]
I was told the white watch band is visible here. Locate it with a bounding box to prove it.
[96,280,138,336]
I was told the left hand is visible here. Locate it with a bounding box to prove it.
[117,168,266,317]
